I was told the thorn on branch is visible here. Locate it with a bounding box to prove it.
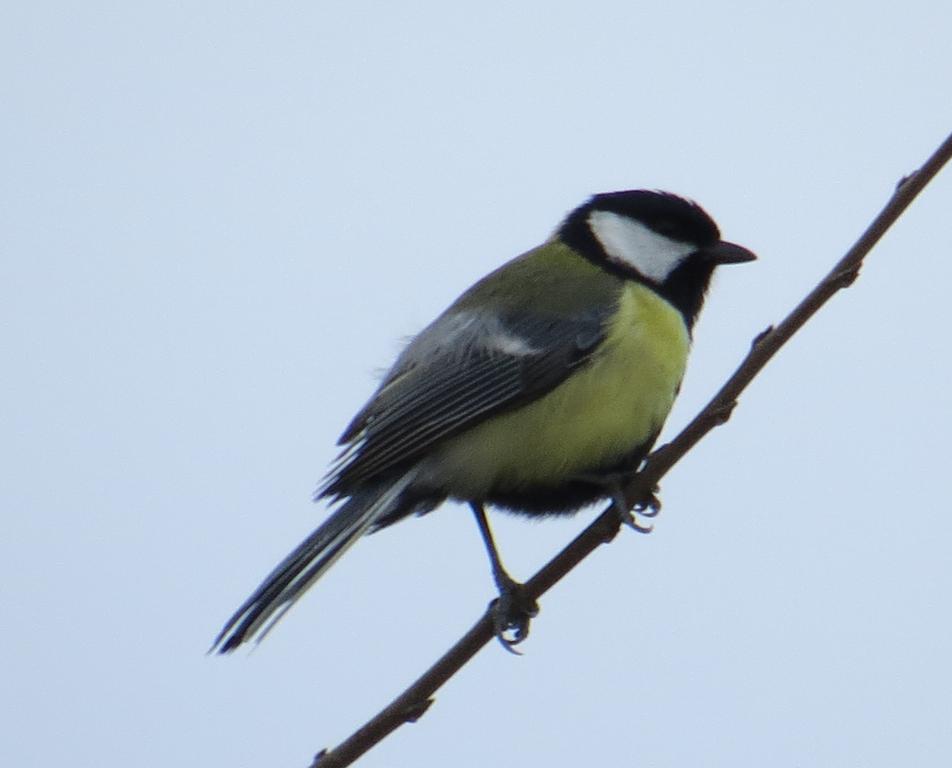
[896,171,917,190]
[832,264,861,289]
[711,400,737,426]
[402,698,434,723]
[751,325,774,350]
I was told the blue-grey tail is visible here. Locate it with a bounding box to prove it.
[212,471,416,653]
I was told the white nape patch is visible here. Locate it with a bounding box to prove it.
[398,310,539,367]
[588,210,697,282]
[486,332,537,357]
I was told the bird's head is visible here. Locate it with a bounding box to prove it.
[559,190,756,326]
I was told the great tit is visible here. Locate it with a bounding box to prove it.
[213,190,755,652]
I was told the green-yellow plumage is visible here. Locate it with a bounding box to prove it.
[435,257,689,497]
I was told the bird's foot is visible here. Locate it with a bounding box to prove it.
[612,483,662,534]
[571,471,662,533]
[633,486,661,517]
[489,576,539,654]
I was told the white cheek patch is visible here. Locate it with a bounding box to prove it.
[588,210,697,282]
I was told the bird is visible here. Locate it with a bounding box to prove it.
[212,189,755,653]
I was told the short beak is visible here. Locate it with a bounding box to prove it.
[704,240,757,265]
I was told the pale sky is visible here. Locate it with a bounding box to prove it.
[3,3,952,767]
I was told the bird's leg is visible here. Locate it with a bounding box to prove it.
[470,502,539,652]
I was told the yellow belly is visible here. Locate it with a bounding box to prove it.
[434,282,690,497]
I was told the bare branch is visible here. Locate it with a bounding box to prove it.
[311,130,952,768]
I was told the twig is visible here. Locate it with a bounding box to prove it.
[311,130,952,768]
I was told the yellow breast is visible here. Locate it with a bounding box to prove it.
[435,282,691,496]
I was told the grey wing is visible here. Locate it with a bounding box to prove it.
[319,306,610,498]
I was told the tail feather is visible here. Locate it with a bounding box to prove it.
[212,471,416,653]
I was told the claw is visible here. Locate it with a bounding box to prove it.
[490,583,539,653]
[610,483,659,535]
[633,487,662,517]
[620,512,654,534]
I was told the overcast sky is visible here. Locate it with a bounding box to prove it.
[3,3,951,767]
